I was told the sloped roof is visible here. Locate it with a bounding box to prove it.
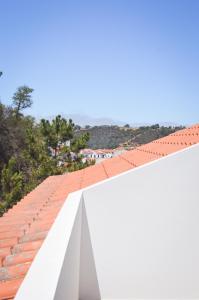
[0,124,199,300]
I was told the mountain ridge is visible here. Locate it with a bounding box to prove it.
[35,113,183,127]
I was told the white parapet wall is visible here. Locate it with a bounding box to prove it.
[15,144,199,300]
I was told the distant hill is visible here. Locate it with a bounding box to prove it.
[46,114,126,126]
[40,114,182,128]
[75,124,185,149]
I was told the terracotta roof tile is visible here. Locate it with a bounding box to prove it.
[0,239,18,250]
[18,231,48,244]
[0,278,23,300]
[0,123,199,299]
[0,248,11,261]
[2,251,37,267]
[0,263,31,281]
[12,240,43,254]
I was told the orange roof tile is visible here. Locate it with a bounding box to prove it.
[0,123,199,299]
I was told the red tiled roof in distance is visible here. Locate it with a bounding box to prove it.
[0,123,199,299]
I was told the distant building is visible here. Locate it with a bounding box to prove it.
[80,148,114,160]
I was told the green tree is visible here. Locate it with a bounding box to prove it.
[0,107,92,216]
[85,125,91,129]
[40,115,75,157]
[74,124,81,131]
[151,124,160,129]
[71,132,90,154]
[12,85,34,118]
[1,157,23,210]
[0,103,29,168]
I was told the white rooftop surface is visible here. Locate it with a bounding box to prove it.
[15,143,199,300]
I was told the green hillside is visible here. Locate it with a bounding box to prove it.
[75,124,185,149]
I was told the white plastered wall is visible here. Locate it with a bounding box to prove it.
[83,144,199,299]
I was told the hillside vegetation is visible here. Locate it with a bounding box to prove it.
[0,73,93,215]
[75,124,185,149]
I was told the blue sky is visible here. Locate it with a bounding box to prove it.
[0,0,199,125]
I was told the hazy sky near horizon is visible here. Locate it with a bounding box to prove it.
[0,0,199,125]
